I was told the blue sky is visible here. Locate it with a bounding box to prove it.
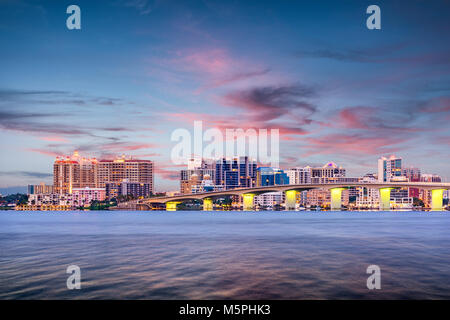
[0,0,449,191]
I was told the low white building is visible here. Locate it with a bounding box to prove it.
[391,197,413,210]
[72,187,106,206]
[254,192,285,208]
[28,193,73,206]
[356,187,379,208]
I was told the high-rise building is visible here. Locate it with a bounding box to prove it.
[180,173,201,194]
[215,156,257,189]
[106,181,152,200]
[54,154,80,194]
[285,167,312,185]
[28,183,54,195]
[378,155,403,182]
[256,167,289,186]
[180,158,216,194]
[97,156,153,193]
[53,151,99,194]
[312,162,346,179]
[80,158,98,188]
[403,166,421,197]
[420,174,442,183]
[286,162,346,185]
[54,152,153,195]
[402,167,421,181]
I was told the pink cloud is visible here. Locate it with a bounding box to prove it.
[26,148,61,157]
[301,134,408,157]
[165,111,309,140]
[420,96,450,114]
[179,48,230,74]
[335,106,376,129]
[149,47,271,93]
[39,136,69,143]
[100,142,158,152]
[154,162,185,181]
[134,153,162,158]
[327,106,424,134]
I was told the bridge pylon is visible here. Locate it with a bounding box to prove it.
[166,201,181,211]
[330,188,345,211]
[285,190,298,210]
[203,198,213,211]
[242,193,256,211]
[378,188,392,211]
[431,189,444,211]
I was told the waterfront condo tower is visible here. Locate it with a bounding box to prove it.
[378,155,403,183]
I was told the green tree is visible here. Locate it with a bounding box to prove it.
[413,197,424,207]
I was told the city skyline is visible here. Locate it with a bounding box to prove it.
[13,150,447,194]
[1,0,449,191]
[18,150,449,212]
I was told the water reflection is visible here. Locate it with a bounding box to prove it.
[0,211,449,299]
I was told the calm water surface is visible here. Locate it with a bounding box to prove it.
[0,210,449,299]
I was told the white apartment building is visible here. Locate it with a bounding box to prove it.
[254,192,285,208]
[72,187,106,206]
[356,187,379,208]
[378,155,403,182]
[28,193,73,206]
[285,167,312,184]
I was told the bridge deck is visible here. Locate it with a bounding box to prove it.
[132,182,450,205]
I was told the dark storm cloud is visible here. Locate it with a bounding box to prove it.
[223,84,318,122]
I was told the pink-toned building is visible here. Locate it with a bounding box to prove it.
[71,187,106,207]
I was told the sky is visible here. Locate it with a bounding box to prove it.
[0,0,449,191]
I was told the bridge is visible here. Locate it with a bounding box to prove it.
[117,182,450,211]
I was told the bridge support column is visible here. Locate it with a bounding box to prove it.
[242,193,255,211]
[285,190,298,210]
[379,188,392,211]
[431,189,444,211]
[166,201,180,211]
[203,198,213,211]
[330,188,345,211]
